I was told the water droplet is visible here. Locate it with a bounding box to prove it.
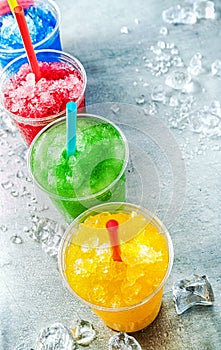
[26,176,32,182]
[135,95,145,105]
[31,197,37,203]
[143,102,158,116]
[169,95,179,107]
[21,187,31,197]
[111,104,120,114]
[10,235,23,244]
[188,52,203,75]
[172,56,184,67]
[166,42,175,49]
[159,26,168,36]
[151,46,162,55]
[1,115,17,134]
[32,215,39,223]
[151,85,167,102]
[144,59,153,69]
[38,204,49,212]
[211,59,221,76]
[16,170,25,178]
[208,100,221,118]
[11,190,19,197]
[8,150,15,157]
[120,26,129,34]
[2,181,13,190]
[212,144,220,151]
[171,47,179,56]
[134,18,140,24]
[157,40,166,49]
[0,225,8,232]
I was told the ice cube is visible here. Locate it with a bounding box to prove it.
[173,274,214,315]
[165,70,192,90]
[108,333,142,350]
[72,320,96,345]
[35,323,77,350]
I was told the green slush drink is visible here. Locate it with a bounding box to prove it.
[28,114,129,223]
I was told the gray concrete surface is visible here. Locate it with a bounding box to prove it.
[0,0,221,349]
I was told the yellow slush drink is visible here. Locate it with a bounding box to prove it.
[59,202,173,332]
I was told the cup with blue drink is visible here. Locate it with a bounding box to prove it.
[0,0,62,68]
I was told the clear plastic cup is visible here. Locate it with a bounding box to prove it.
[28,114,129,223]
[0,49,87,146]
[59,202,174,332]
[0,0,62,68]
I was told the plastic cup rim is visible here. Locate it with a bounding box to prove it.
[27,113,129,201]
[0,49,87,124]
[58,201,174,313]
[0,0,61,55]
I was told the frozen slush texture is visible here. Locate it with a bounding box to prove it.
[3,61,84,145]
[0,3,59,50]
[30,117,127,221]
[3,61,83,118]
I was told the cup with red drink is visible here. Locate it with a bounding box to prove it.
[0,49,87,146]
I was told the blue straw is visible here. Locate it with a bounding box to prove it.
[66,101,77,157]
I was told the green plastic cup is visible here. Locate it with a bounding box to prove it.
[28,114,129,223]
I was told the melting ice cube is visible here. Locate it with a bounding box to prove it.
[72,320,96,345]
[35,323,77,350]
[165,70,192,90]
[108,332,142,350]
[173,274,214,315]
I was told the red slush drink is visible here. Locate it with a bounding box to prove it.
[0,49,87,146]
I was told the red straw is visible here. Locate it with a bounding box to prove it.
[14,5,41,81]
[106,220,122,262]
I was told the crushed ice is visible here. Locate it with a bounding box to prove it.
[162,1,215,25]
[28,217,66,258]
